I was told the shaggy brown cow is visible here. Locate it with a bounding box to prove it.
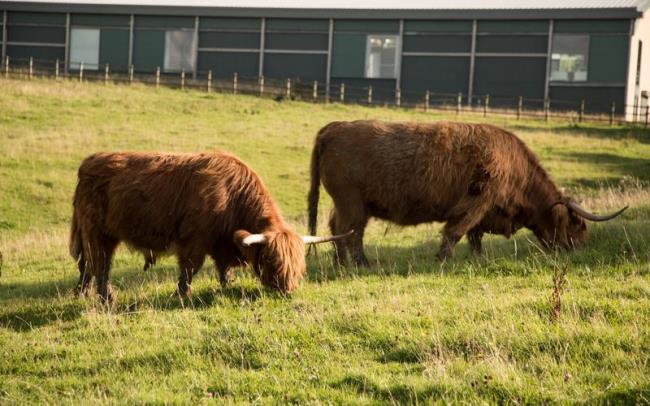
[308,120,627,265]
[70,151,349,305]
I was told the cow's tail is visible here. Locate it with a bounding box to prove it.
[69,190,83,261]
[308,127,329,236]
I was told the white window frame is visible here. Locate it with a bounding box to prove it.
[550,34,589,83]
[164,30,196,73]
[69,27,100,71]
[364,34,399,79]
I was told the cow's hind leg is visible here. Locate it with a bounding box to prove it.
[177,249,205,300]
[331,195,369,267]
[328,211,350,266]
[75,251,93,296]
[83,232,118,307]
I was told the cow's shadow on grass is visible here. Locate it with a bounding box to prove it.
[306,212,650,284]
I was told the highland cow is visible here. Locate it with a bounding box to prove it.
[308,120,627,265]
[70,151,349,305]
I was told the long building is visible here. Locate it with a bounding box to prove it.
[2,1,649,116]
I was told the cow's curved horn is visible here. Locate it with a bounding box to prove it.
[241,234,268,246]
[302,230,354,245]
[568,202,628,222]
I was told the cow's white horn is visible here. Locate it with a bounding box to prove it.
[241,234,268,246]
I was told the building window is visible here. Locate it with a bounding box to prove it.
[164,30,195,72]
[365,35,398,79]
[550,35,589,82]
[69,28,100,70]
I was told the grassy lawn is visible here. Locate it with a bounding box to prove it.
[1,78,649,404]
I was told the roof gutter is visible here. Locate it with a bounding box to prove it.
[0,2,643,20]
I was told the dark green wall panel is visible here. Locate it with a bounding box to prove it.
[549,86,624,113]
[133,30,165,71]
[478,20,548,33]
[264,53,326,81]
[199,32,259,49]
[265,33,328,51]
[100,29,129,71]
[554,19,630,33]
[403,35,471,53]
[266,19,328,32]
[7,45,64,63]
[401,56,470,94]
[588,34,629,82]
[331,33,366,78]
[8,12,65,25]
[477,35,547,53]
[335,20,399,33]
[72,14,130,27]
[404,20,472,33]
[197,51,258,78]
[135,15,194,29]
[200,18,260,31]
[474,57,546,99]
[8,26,65,43]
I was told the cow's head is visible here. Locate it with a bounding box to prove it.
[234,229,353,292]
[531,199,627,250]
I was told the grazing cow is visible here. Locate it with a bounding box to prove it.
[307,120,627,265]
[70,151,349,305]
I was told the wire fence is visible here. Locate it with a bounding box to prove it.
[4,55,649,128]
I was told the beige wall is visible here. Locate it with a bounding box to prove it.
[626,11,650,121]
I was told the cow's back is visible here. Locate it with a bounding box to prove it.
[315,120,529,224]
[74,151,262,253]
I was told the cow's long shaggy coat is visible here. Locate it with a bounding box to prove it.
[70,151,305,304]
[308,120,594,264]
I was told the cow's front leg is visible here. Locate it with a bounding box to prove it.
[467,227,484,254]
[437,205,489,261]
[177,251,205,302]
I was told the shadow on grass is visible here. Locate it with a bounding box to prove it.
[588,386,650,404]
[307,215,649,283]
[332,374,555,404]
[509,124,650,144]
[0,301,86,332]
[557,151,650,186]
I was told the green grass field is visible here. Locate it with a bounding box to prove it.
[1,78,649,404]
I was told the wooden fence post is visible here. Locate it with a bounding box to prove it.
[155,67,160,88]
[286,78,291,99]
[396,88,401,107]
[456,93,462,116]
[29,57,33,79]
[129,65,134,84]
[425,90,430,112]
[517,96,522,120]
[104,63,109,84]
[233,72,238,94]
[609,102,615,126]
[79,62,84,82]
[4,56,8,77]
[259,76,264,96]
[181,69,185,90]
[579,100,585,123]
[55,59,60,78]
[312,81,318,100]
[367,86,373,105]
[340,83,345,103]
[544,97,550,122]
[645,105,649,128]
[207,70,212,93]
[483,94,489,117]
